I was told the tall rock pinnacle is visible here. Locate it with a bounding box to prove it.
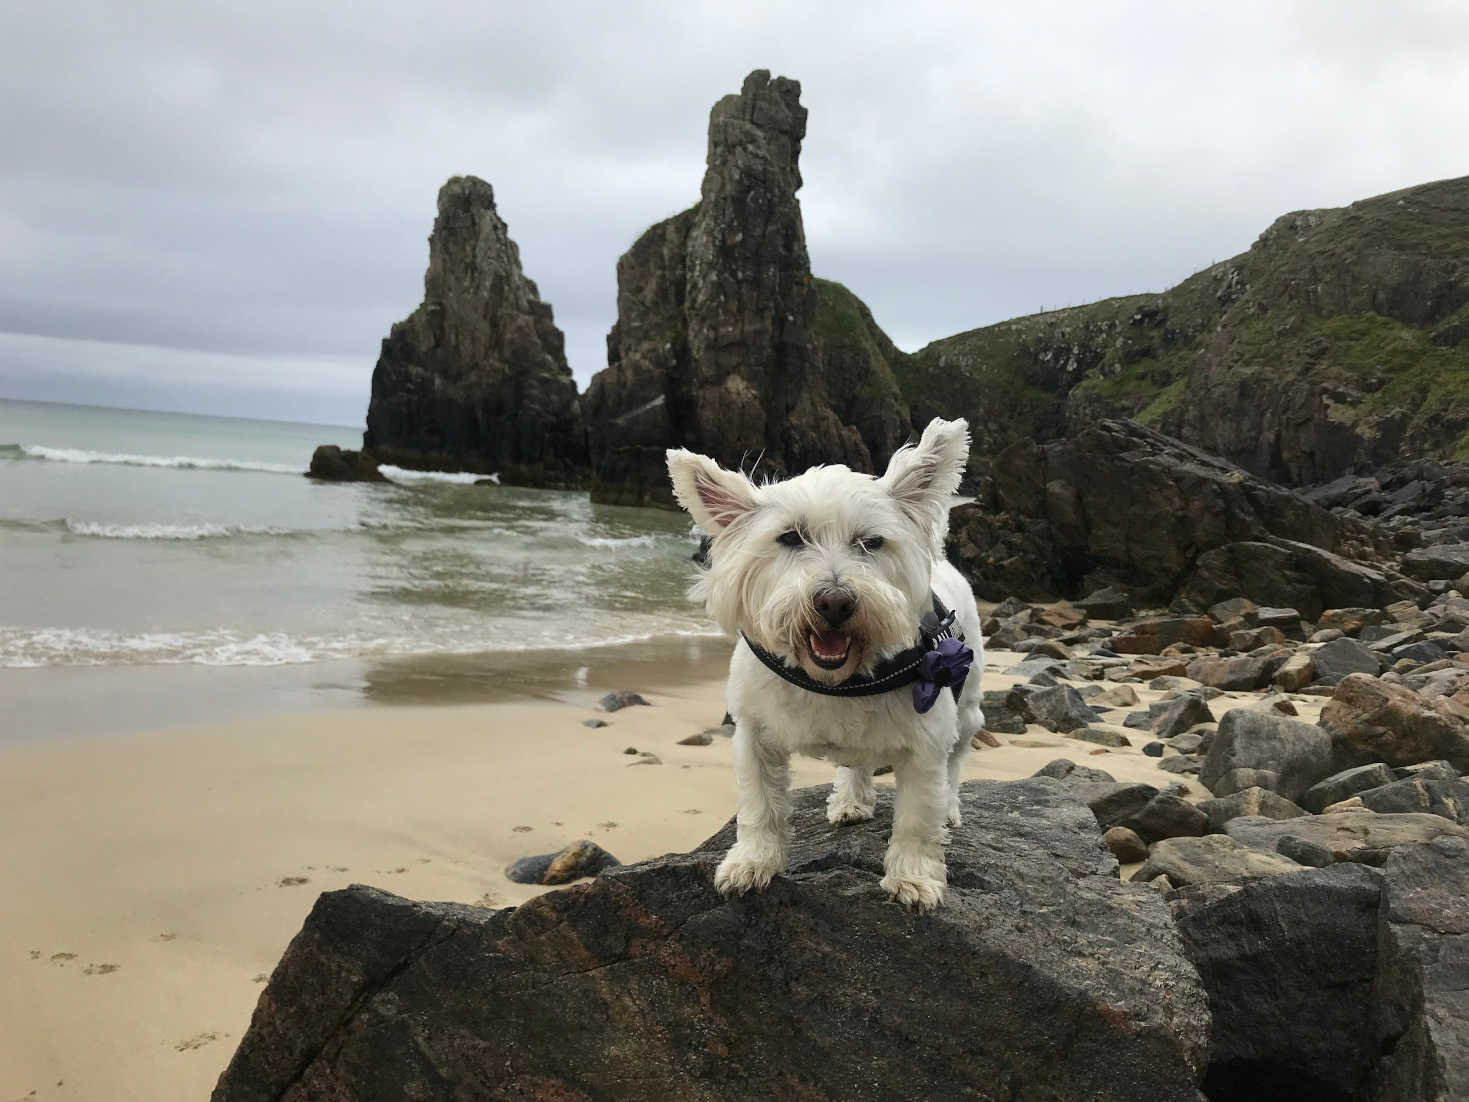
[363,176,586,484]
[585,70,909,506]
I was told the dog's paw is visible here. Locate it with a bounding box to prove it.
[945,799,963,829]
[882,872,947,913]
[826,795,876,825]
[714,848,782,897]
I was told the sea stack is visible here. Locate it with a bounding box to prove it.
[362,176,587,486]
[584,70,911,506]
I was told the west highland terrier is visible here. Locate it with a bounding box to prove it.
[666,417,984,912]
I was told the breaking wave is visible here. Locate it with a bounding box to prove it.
[0,442,300,474]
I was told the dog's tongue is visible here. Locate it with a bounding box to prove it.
[810,630,849,661]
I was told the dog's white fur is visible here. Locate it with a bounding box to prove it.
[666,418,985,912]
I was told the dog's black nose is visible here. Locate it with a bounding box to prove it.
[814,588,856,627]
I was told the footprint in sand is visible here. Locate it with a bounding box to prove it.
[597,820,619,829]
[83,963,120,976]
[331,866,350,872]
[682,809,704,815]
[472,893,498,908]
[174,1031,225,1052]
[512,825,533,833]
[251,973,269,984]
[49,952,77,965]
[28,950,40,960]
[277,876,310,887]
[155,932,177,943]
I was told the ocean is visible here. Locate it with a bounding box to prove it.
[0,398,728,738]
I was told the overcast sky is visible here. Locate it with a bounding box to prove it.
[1,1,1466,427]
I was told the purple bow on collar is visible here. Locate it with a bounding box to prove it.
[912,636,974,714]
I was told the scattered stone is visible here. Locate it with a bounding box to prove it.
[1111,616,1222,655]
[1309,627,1345,643]
[1200,708,1338,801]
[1095,683,1140,708]
[506,840,621,885]
[1186,654,1283,692]
[1075,585,1133,620]
[1300,763,1399,813]
[1353,774,1469,821]
[599,690,651,712]
[622,747,639,755]
[1196,787,1308,834]
[1250,693,1299,716]
[1317,607,1384,636]
[1070,725,1132,748]
[1133,834,1304,887]
[1168,731,1206,755]
[1157,756,1203,776]
[1274,835,1336,868]
[1104,826,1149,863]
[1031,758,1115,784]
[1228,627,1286,651]
[1113,793,1208,844]
[1143,742,1164,757]
[1225,809,1469,864]
[980,690,1027,734]
[1209,767,1281,797]
[1321,673,1469,771]
[1149,691,1217,737]
[1019,685,1102,734]
[1130,658,1189,681]
[972,731,1002,749]
[1273,652,1315,692]
[582,719,610,729]
[1036,603,1087,630]
[1311,637,1385,685]
[677,731,714,746]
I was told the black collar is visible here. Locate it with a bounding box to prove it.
[740,593,962,698]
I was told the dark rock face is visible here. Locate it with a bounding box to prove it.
[1225,810,1469,864]
[1368,837,1469,1100]
[306,445,384,482]
[213,781,1210,1101]
[362,176,586,486]
[585,72,909,506]
[945,419,1409,608]
[1311,637,1385,685]
[1171,864,1384,1100]
[1301,762,1399,813]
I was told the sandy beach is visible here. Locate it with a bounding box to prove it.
[2,646,1223,1102]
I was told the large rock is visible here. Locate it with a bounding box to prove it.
[1132,834,1304,887]
[584,71,909,506]
[1310,636,1384,685]
[1300,762,1399,813]
[1402,542,1469,582]
[1171,864,1384,1099]
[213,781,1210,1101]
[1186,652,1284,691]
[1321,673,1469,771]
[943,418,1412,606]
[1367,837,1469,1100]
[362,176,587,486]
[1200,707,1339,801]
[1354,774,1469,823]
[306,444,385,482]
[1225,809,1469,865]
[1196,787,1309,834]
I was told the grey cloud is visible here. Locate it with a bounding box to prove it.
[1,0,1466,425]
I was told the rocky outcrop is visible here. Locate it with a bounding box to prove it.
[584,71,910,506]
[306,445,384,482]
[945,418,1416,607]
[362,176,586,486]
[213,780,1211,1100]
[905,175,1469,485]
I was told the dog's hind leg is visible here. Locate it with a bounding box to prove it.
[947,691,985,830]
[827,765,877,825]
[881,752,949,913]
[714,722,792,898]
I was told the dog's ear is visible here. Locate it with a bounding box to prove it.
[880,417,970,536]
[666,449,758,533]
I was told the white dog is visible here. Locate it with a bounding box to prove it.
[666,417,984,912]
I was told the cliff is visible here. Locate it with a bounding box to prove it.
[362,176,587,486]
[905,175,1469,485]
[584,71,910,506]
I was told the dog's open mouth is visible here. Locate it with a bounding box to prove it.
[808,630,851,670]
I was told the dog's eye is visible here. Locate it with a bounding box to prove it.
[776,529,804,548]
[857,535,885,553]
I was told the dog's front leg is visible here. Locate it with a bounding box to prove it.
[714,723,791,897]
[881,752,949,913]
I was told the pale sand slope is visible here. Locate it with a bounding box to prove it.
[1,651,1195,1102]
